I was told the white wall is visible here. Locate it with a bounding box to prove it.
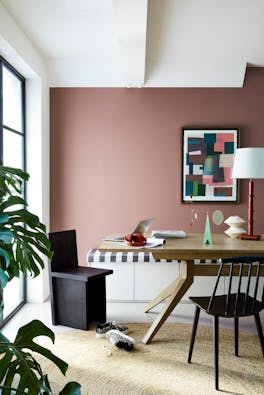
[0,3,50,302]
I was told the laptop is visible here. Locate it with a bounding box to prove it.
[104,218,155,242]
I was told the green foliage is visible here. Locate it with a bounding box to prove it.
[0,222,12,289]
[0,166,53,282]
[0,167,28,198]
[0,167,81,394]
[0,320,81,395]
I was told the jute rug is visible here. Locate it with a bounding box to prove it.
[36,323,264,395]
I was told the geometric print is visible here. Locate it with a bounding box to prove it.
[182,129,238,202]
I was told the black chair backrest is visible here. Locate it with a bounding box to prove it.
[208,256,264,316]
[49,229,78,271]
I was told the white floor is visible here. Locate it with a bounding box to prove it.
[2,299,261,341]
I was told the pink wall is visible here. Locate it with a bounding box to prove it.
[50,68,264,265]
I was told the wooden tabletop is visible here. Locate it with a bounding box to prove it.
[99,233,264,261]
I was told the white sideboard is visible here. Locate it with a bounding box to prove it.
[87,250,217,303]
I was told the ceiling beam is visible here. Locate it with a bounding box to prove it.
[112,0,148,87]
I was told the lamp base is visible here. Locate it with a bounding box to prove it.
[240,234,261,241]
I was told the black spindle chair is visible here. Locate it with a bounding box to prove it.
[188,256,264,391]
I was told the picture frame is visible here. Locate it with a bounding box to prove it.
[182,128,239,202]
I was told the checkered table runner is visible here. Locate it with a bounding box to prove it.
[87,249,217,264]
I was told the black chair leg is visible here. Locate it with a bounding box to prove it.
[234,317,239,357]
[214,315,219,391]
[188,306,200,363]
[254,313,264,357]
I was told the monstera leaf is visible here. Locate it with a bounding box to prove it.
[1,197,52,279]
[0,320,81,395]
[0,167,53,281]
[0,217,12,289]
[0,167,81,394]
[0,166,28,198]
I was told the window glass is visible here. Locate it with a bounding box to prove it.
[3,65,23,132]
[3,276,24,319]
[0,58,25,327]
[3,128,23,168]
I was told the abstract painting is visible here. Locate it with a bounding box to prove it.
[182,128,239,202]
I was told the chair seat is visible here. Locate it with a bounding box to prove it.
[189,294,264,317]
[51,266,113,282]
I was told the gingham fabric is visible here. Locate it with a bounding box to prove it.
[87,249,216,264]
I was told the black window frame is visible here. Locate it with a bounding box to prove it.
[0,56,26,328]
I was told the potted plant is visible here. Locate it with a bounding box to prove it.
[0,166,81,394]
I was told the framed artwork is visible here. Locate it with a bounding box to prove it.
[182,128,239,202]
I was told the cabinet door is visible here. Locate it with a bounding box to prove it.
[89,262,134,301]
[134,262,180,301]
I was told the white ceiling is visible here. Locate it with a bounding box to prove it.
[1,0,264,87]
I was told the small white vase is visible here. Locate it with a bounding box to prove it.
[224,216,246,238]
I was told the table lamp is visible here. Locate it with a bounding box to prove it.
[232,147,264,240]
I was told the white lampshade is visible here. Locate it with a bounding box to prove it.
[232,147,264,179]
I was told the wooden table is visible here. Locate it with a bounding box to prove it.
[99,233,264,344]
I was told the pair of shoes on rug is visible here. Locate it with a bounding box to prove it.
[106,329,135,351]
[96,321,135,351]
[96,321,129,338]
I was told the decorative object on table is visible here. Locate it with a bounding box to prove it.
[182,128,239,202]
[190,206,224,245]
[124,233,147,246]
[189,192,224,229]
[212,209,224,226]
[232,147,264,240]
[203,213,213,244]
[224,215,246,238]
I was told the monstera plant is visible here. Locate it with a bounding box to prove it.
[0,166,81,394]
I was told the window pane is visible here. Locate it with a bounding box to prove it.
[3,128,23,168]
[2,275,24,319]
[3,65,23,132]
[0,58,26,328]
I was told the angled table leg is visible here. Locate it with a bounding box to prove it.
[144,277,182,313]
[142,260,194,344]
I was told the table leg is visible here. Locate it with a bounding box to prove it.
[143,278,182,313]
[142,260,194,344]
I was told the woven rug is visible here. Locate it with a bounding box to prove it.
[36,322,264,395]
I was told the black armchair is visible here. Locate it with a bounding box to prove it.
[48,229,113,330]
[188,256,264,391]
